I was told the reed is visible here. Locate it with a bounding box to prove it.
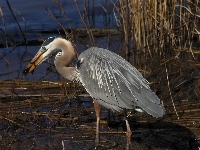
[116,0,200,68]
[115,0,200,122]
[0,1,200,149]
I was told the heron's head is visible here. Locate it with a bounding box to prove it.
[22,37,57,76]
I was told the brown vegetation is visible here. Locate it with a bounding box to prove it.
[0,0,200,149]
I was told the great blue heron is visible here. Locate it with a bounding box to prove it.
[23,37,165,149]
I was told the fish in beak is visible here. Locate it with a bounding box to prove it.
[23,46,48,76]
[22,37,58,76]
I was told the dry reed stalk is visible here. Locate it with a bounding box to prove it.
[0,7,8,48]
[116,0,200,121]
[74,0,95,47]
[117,0,177,68]
[117,0,200,65]
[6,0,27,42]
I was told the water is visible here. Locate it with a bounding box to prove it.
[0,0,117,80]
[0,0,116,43]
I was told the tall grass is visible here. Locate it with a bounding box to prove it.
[116,0,200,119]
[116,0,200,70]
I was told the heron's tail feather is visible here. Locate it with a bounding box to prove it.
[134,89,165,118]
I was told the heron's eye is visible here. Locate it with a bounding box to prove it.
[56,52,62,57]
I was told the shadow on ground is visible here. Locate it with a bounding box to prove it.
[121,121,199,150]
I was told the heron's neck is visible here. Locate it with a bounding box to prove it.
[53,38,77,81]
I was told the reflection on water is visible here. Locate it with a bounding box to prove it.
[0,0,117,80]
[0,0,116,44]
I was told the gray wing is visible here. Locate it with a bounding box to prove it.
[77,47,165,118]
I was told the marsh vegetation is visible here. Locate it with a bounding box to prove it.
[0,0,200,149]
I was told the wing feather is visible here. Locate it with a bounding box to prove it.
[77,47,165,117]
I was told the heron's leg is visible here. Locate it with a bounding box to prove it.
[94,100,102,148]
[123,109,132,150]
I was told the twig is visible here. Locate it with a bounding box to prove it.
[4,117,33,131]
[0,53,10,68]
[175,5,200,18]
[53,0,74,39]
[74,0,95,46]
[6,0,26,42]
[46,8,69,38]
[0,7,8,47]
[124,0,130,62]
[165,62,179,120]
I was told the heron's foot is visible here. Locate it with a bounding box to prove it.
[126,130,132,150]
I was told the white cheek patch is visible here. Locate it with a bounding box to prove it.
[56,51,63,57]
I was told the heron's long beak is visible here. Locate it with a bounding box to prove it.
[22,51,45,76]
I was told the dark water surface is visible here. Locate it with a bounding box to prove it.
[0,1,200,150]
[0,0,116,80]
